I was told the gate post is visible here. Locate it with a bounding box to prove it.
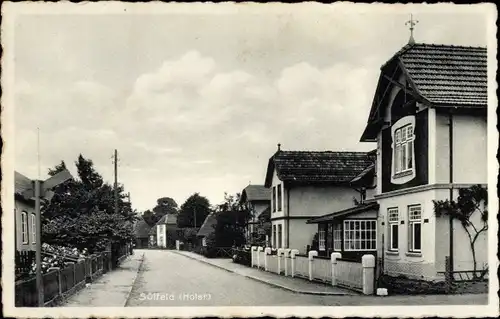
[290,249,299,277]
[251,246,257,267]
[264,247,271,271]
[257,246,264,269]
[283,249,291,276]
[277,248,284,275]
[308,250,318,281]
[331,252,342,286]
[362,254,375,295]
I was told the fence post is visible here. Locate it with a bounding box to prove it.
[251,246,257,267]
[362,254,375,295]
[277,248,284,275]
[290,249,299,277]
[331,252,342,286]
[308,250,318,281]
[284,249,291,276]
[257,247,264,269]
[264,247,271,271]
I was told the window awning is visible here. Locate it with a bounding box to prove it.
[306,202,379,224]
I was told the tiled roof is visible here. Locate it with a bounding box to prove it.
[396,43,487,107]
[350,163,375,185]
[155,213,178,226]
[134,218,152,238]
[266,151,373,186]
[15,171,33,195]
[197,213,217,237]
[241,185,271,202]
[307,202,379,223]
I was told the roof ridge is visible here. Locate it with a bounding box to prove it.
[411,42,487,50]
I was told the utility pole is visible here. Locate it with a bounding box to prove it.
[114,149,119,215]
[34,180,43,306]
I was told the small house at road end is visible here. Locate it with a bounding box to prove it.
[239,184,271,244]
[150,214,179,249]
[359,42,488,280]
[264,145,373,254]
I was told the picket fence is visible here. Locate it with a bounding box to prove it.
[250,247,374,294]
[15,248,130,307]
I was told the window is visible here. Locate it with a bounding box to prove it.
[31,213,36,244]
[318,228,326,251]
[272,225,276,247]
[343,220,377,251]
[21,211,28,244]
[394,124,414,174]
[408,205,422,252]
[277,184,282,211]
[387,208,399,251]
[272,187,276,212]
[333,223,342,251]
[277,224,282,249]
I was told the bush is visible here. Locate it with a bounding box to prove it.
[232,248,251,266]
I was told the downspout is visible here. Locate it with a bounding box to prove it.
[449,111,454,272]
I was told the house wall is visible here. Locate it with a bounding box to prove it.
[15,198,36,251]
[434,188,488,273]
[270,170,286,219]
[288,185,357,217]
[288,219,318,254]
[434,112,487,184]
[378,189,438,280]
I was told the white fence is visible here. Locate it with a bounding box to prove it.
[250,246,375,294]
[336,259,364,291]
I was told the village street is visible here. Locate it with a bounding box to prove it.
[124,250,488,307]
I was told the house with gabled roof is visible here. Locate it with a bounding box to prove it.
[134,218,151,249]
[264,144,373,254]
[239,184,271,244]
[359,41,488,280]
[15,171,37,251]
[150,214,179,249]
[197,213,218,247]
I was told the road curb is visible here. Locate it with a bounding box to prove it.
[171,250,350,296]
[123,252,145,307]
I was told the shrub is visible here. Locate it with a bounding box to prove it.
[377,274,450,295]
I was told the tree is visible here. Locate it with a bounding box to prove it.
[212,192,251,248]
[433,185,488,279]
[41,155,137,253]
[48,160,67,177]
[152,197,178,216]
[142,209,157,227]
[177,193,211,228]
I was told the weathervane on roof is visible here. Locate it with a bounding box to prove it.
[405,14,419,45]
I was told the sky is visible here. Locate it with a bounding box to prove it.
[11,3,491,211]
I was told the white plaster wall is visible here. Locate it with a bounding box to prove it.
[288,220,318,254]
[288,186,357,217]
[271,169,285,218]
[378,189,438,280]
[435,113,487,184]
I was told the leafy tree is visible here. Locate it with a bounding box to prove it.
[433,185,488,279]
[212,193,250,248]
[41,154,136,253]
[177,193,211,228]
[153,197,178,216]
[48,160,67,177]
[142,209,157,227]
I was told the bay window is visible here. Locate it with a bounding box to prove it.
[272,225,276,247]
[408,205,422,252]
[388,208,399,251]
[344,220,377,251]
[272,187,276,212]
[277,224,282,249]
